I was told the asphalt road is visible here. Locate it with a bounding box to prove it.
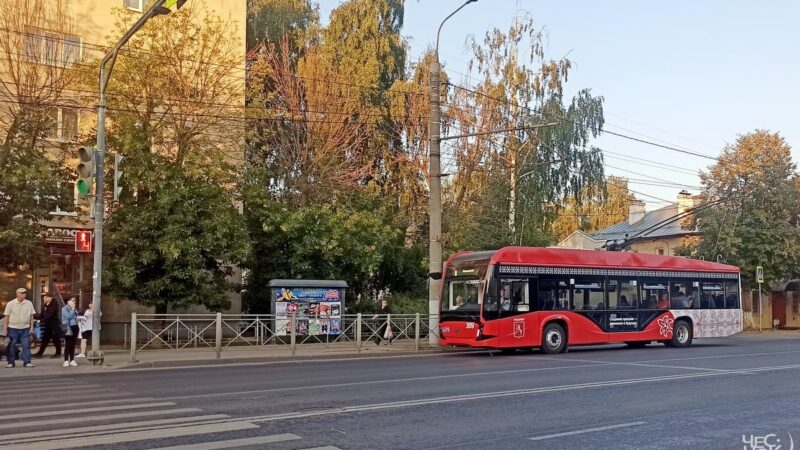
[5,333,800,450]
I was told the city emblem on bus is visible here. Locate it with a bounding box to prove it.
[513,319,525,338]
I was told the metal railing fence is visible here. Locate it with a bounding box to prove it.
[128,313,440,363]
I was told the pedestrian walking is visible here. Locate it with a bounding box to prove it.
[3,288,36,368]
[61,297,80,367]
[372,299,393,345]
[34,293,62,359]
[77,302,98,358]
[0,297,7,362]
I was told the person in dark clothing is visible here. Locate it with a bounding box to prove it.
[34,294,61,358]
[372,300,392,345]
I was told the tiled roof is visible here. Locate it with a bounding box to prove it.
[589,203,696,243]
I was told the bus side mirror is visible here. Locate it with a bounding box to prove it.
[429,272,442,280]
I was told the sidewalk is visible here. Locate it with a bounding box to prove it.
[0,340,445,378]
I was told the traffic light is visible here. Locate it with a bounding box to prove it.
[76,146,95,196]
[113,153,123,201]
[75,230,92,253]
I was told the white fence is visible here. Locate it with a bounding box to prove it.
[128,313,440,363]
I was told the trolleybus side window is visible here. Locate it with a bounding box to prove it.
[700,281,725,309]
[669,280,697,309]
[498,279,530,318]
[608,278,638,309]
[538,278,569,311]
[572,278,605,310]
[641,279,669,309]
[724,280,739,308]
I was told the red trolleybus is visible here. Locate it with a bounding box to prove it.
[438,247,742,353]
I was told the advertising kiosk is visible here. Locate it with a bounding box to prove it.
[268,279,347,337]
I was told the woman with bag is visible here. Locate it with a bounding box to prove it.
[60,297,79,367]
[372,299,393,345]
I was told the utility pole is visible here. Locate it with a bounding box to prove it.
[89,0,185,365]
[429,0,477,345]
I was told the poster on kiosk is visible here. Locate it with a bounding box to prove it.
[269,280,347,337]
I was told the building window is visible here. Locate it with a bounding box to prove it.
[24,28,82,68]
[47,107,79,142]
[49,181,78,216]
[124,0,144,11]
[656,248,665,256]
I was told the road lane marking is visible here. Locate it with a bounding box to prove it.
[299,447,343,450]
[17,360,788,439]
[635,349,800,363]
[155,350,800,402]
[11,397,157,412]
[539,358,743,374]
[2,391,143,407]
[145,433,302,449]
[4,413,227,443]
[119,349,484,374]
[528,422,647,441]
[160,362,620,400]
[540,349,800,366]
[4,408,200,429]
[5,401,176,420]
[237,363,800,423]
[2,389,120,404]
[3,421,260,450]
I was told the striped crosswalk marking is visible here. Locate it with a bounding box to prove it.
[2,408,212,438]
[3,391,145,407]
[7,401,176,420]
[145,433,302,450]
[3,381,340,449]
[2,414,230,444]
[6,396,157,410]
[3,421,261,450]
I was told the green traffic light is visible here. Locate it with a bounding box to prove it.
[77,179,91,196]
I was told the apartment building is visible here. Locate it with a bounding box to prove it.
[0,0,246,339]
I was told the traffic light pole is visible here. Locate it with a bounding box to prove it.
[89,0,174,365]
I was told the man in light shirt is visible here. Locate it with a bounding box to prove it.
[3,288,36,368]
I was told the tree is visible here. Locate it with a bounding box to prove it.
[0,0,77,268]
[247,38,371,203]
[85,4,245,197]
[443,15,606,250]
[104,172,248,313]
[87,5,248,310]
[247,0,318,51]
[552,176,633,240]
[242,179,401,313]
[684,130,800,287]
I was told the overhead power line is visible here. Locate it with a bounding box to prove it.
[446,82,720,162]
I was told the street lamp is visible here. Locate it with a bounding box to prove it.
[428,0,477,345]
[88,0,184,365]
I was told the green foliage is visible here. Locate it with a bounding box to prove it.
[243,178,414,313]
[552,176,633,240]
[0,145,70,269]
[385,293,427,315]
[104,171,249,313]
[443,16,606,252]
[687,131,800,288]
[247,0,319,50]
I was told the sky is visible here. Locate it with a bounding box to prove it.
[319,0,800,210]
